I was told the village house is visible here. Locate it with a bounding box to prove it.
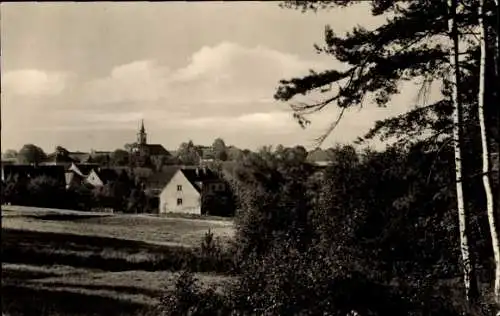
[195,145,216,164]
[84,168,122,187]
[64,162,128,189]
[144,166,233,216]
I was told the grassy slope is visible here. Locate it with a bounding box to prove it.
[1,206,236,316]
[2,205,234,247]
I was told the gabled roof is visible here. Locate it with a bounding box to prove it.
[169,150,178,157]
[146,144,170,156]
[144,166,179,189]
[180,167,219,193]
[68,163,99,177]
[109,167,154,179]
[135,143,170,156]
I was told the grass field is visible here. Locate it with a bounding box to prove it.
[1,205,236,316]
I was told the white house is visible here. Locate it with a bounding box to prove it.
[158,169,201,214]
[146,166,228,215]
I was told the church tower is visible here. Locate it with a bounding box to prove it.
[137,119,147,145]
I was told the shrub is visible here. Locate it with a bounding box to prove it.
[156,271,231,316]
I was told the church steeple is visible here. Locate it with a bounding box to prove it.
[138,119,147,145]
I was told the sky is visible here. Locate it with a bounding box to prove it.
[1,2,442,153]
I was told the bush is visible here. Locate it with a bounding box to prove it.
[220,144,490,315]
[155,271,231,316]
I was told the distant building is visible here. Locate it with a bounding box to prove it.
[41,147,78,167]
[41,147,109,167]
[195,145,215,164]
[85,168,120,187]
[65,163,100,189]
[131,120,170,157]
[146,166,233,216]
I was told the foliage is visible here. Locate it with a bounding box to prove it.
[226,146,244,161]
[126,188,147,213]
[90,154,111,167]
[2,149,18,159]
[271,0,499,311]
[92,171,134,212]
[151,154,174,171]
[177,141,201,165]
[275,0,498,149]
[2,174,30,205]
[26,176,67,208]
[110,149,130,166]
[214,142,494,315]
[157,271,231,316]
[17,144,47,165]
[212,138,228,161]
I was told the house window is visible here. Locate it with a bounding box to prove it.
[177,198,183,206]
[177,185,182,191]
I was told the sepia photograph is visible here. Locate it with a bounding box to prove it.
[1,1,499,315]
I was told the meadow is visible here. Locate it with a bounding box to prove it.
[1,206,236,316]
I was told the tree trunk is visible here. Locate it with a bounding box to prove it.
[484,0,500,307]
[448,0,477,303]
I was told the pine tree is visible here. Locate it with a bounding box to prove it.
[276,0,499,307]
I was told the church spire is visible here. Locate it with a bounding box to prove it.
[138,119,147,145]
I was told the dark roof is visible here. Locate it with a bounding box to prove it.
[69,163,99,176]
[135,144,170,156]
[144,166,179,189]
[110,167,154,179]
[69,152,91,163]
[93,168,120,184]
[147,144,170,156]
[180,167,219,192]
[91,151,112,157]
[1,159,16,165]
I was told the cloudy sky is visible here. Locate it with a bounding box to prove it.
[1,2,440,153]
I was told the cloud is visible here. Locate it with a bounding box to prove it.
[172,42,324,84]
[2,41,443,152]
[2,69,69,96]
[82,60,171,104]
[81,42,331,111]
[175,111,293,130]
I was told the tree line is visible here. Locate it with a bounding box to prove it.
[1,170,154,214]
